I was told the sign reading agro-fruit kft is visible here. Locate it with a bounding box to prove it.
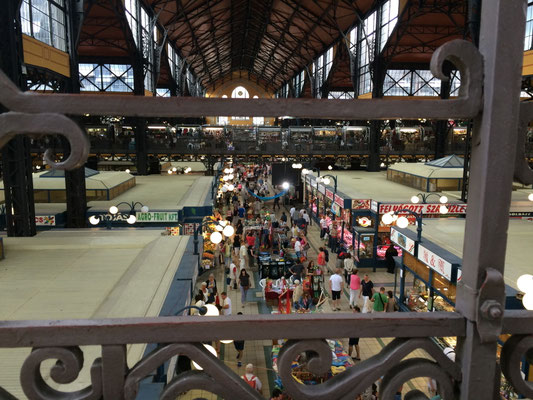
[136,212,179,222]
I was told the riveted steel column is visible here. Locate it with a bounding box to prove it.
[456,1,526,399]
[0,0,36,237]
[64,0,87,228]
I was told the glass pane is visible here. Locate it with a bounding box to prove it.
[21,0,31,35]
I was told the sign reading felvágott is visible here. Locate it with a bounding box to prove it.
[417,244,453,281]
[136,212,179,222]
[379,203,467,215]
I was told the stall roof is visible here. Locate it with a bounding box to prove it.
[425,155,465,168]
[388,162,464,179]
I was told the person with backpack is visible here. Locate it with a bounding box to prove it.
[241,363,262,394]
[238,269,251,307]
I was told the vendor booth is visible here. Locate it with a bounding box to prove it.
[351,200,381,269]
[288,126,312,152]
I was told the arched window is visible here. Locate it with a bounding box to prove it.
[232,86,249,98]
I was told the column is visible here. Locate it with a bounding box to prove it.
[0,0,36,237]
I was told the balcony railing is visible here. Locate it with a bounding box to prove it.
[1,1,533,398]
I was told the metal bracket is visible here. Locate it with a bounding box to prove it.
[476,268,505,343]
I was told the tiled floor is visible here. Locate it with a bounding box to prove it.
[179,188,436,399]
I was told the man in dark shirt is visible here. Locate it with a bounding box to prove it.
[360,274,374,314]
[289,263,304,282]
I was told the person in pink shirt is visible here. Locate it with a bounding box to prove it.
[349,269,361,309]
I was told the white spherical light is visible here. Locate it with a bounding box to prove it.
[523,292,533,310]
[528,193,533,202]
[223,225,235,237]
[328,165,333,170]
[411,195,420,204]
[221,186,228,193]
[439,195,448,204]
[192,344,218,370]
[109,206,118,215]
[227,184,235,191]
[204,304,220,316]
[127,215,137,224]
[210,231,222,244]
[292,163,297,168]
[302,169,309,175]
[89,216,100,225]
[125,169,131,174]
[322,178,330,185]
[215,224,224,232]
[517,274,533,293]
[140,205,149,213]
[220,339,233,344]
[167,169,172,174]
[224,168,230,174]
[439,205,449,214]
[382,212,394,225]
[282,182,289,190]
[396,216,409,229]
[172,167,177,172]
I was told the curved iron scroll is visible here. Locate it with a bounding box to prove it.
[20,346,102,400]
[500,334,533,398]
[277,338,460,400]
[0,112,89,170]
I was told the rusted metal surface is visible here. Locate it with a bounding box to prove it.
[0,313,465,347]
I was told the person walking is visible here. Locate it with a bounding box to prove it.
[238,269,251,307]
[289,206,296,226]
[360,274,374,313]
[220,291,232,315]
[233,312,245,367]
[386,290,396,312]
[224,239,233,267]
[329,268,344,311]
[370,287,388,313]
[319,215,328,239]
[273,192,280,210]
[348,306,361,361]
[317,247,327,273]
[241,364,263,395]
[349,269,361,309]
[343,254,354,284]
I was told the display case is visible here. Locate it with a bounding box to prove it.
[288,126,312,151]
[312,126,340,150]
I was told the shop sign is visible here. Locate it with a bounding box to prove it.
[371,200,378,213]
[326,189,334,200]
[417,244,453,281]
[318,184,326,194]
[379,203,467,215]
[331,203,341,216]
[183,222,201,235]
[35,215,55,226]
[390,227,415,255]
[136,212,179,222]
[343,228,353,244]
[509,211,533,217]
[355,216,373,228]
[352,199,371,210]
[334,194,345,208]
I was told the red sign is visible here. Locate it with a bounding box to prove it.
[343,228,353,245]
[379,203,467,215]
[326,190,334,200]
[334,194,345,208]
[352,199,371,210]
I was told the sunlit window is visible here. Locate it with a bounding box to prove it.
[526,2,533,50]
[21,0,67,52]
[79,64,134,92]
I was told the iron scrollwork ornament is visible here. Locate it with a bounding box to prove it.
[277,338,460,400]
[500,334,533,398]
[20,346,103,400]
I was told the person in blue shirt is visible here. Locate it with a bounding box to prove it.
[238,204,246,218]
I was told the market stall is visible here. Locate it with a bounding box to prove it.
[312,126,340,150]
[351,200,380,268]
[257,127,281,152]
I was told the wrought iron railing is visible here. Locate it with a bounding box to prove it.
[1,1,533,398]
